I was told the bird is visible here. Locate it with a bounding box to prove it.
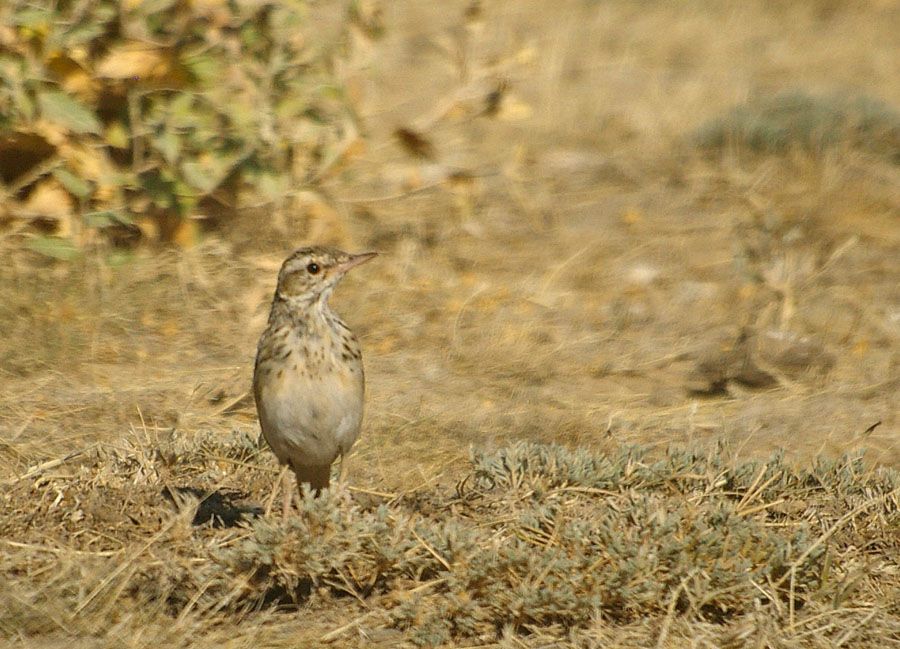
[253,246,376,516]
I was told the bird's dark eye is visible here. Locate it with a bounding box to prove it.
[306,262,320,275]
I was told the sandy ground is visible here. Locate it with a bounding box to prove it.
[3,0,896,482]
[1,1,898,646]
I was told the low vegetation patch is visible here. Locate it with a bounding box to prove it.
[695,91,900,161]
[3,437,897,646]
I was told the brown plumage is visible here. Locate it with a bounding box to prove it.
[253,246,376,513]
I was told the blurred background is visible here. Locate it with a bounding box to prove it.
[1,0,898,491]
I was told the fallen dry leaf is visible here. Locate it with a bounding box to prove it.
[394,127,437,160]
[96,42,174,81]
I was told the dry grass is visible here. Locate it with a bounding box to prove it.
[2,0,899,647]
[3,438,898,647]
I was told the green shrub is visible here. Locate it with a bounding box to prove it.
[0,0,360,249]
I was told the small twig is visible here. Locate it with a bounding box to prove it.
[2,540,119,557]
[9,413,35,443]
[749,579,780,614]
[656,570,697,649]
[263,466,290,517]
[320,578,446,642]
[338,180,448,204]
[792,620,838,640]
[738,469,783,510]
[401,456,465,496]
[320,609,381,642]
[737,499,786,517]
[176,578,216,624]
[551,485,620,498]
[789,561,798,630]
[859,421,881,437]
[212,390,251,416]
[393,469,448,502]
[75,516,177,614]
[834,609,879,647]
[4,450,85,486]
[348,485,397,499]
[410,528,452,572]
[774,487,899,592]
[737,464,769,509]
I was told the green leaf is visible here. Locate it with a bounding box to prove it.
[52,168,92,199]
[84,210,133,227]
[0,58,35,121]
[11,8,53,29]
[105,250,135,267]
[168,92,195,118]
[142,170,179,209]
[134,0,179,14]
[13,88,35,122]
[240,23,264,48]
[26,236,81,261]
[60,21,109,47]
[227,100,258,135]
[181,153,239,193]
[105,121,130,149]
[255,171,289,201]
[275,96,309,121]
[318,84,345,101]
[153,129,181,165]
[182,52,223,85]
[172,182,197,216]
[37,91,102,134]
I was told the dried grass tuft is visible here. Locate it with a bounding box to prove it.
[3,436,897,647]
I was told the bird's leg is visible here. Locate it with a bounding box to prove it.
[281,468,295,520]
[337,453,346,485]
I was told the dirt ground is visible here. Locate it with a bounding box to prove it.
[1,1,898,646]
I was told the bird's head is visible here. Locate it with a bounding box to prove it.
[275,246,377,306]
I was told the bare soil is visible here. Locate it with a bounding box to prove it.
[1,1,898,647]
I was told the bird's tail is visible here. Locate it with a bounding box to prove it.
[293,464,331,496]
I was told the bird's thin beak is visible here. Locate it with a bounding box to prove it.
[337,251,378,274]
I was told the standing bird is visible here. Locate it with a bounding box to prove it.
[253,246,376,515]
